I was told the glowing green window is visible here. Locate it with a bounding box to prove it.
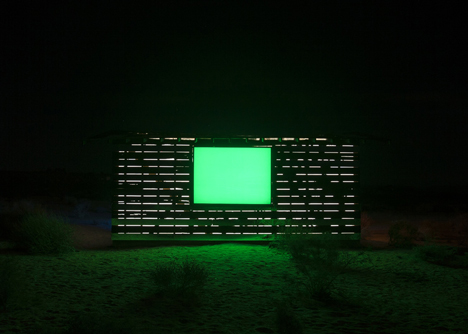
[194,147,271,204]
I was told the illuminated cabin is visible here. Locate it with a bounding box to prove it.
[84,131,388,247]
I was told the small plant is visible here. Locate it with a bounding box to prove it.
[271,220,375,304]
[147,256,211,308]
[388,220,419,249]
[0,200,47,241]
[269,220,342,264]
[9,210,76,256]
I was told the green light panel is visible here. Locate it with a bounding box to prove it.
[194,147,271,204]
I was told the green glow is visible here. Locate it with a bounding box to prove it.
[194,147,271,204]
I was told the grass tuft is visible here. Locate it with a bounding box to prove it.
[270,220,375,306]
[0,200,47,241]
[147,256,212,309]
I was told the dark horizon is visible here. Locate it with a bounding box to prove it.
[2,2,467,188]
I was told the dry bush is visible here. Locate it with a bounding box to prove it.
[270,220,375,305]
[147,256,212,309]
[8,210,76,256]
[0,200,48,241]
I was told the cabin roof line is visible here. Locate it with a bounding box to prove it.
[83,131,391,145]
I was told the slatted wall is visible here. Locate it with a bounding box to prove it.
[111,135,361,244]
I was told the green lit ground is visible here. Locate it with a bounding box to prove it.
[1,195,468,334]
[1,240,468,333]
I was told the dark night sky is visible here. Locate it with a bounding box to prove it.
[1,1,467,187]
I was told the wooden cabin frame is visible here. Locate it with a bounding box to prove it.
[84,131,383,247]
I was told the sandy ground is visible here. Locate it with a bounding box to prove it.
[1,240,468,334]
[1,197,468,333]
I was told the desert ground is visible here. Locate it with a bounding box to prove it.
[0,196,467,334]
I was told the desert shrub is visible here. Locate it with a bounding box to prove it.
[269,220,343,265]
[0,200,47,241]
[147,256,211,307]
[271,220,375,304]
[8,210,76,256]
[0,255,29,312]
[271,220,373,269]
[388,220,420,249]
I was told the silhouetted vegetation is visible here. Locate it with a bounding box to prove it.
[0,199,78,258]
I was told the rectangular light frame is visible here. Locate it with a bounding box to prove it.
[193,147,272,206]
